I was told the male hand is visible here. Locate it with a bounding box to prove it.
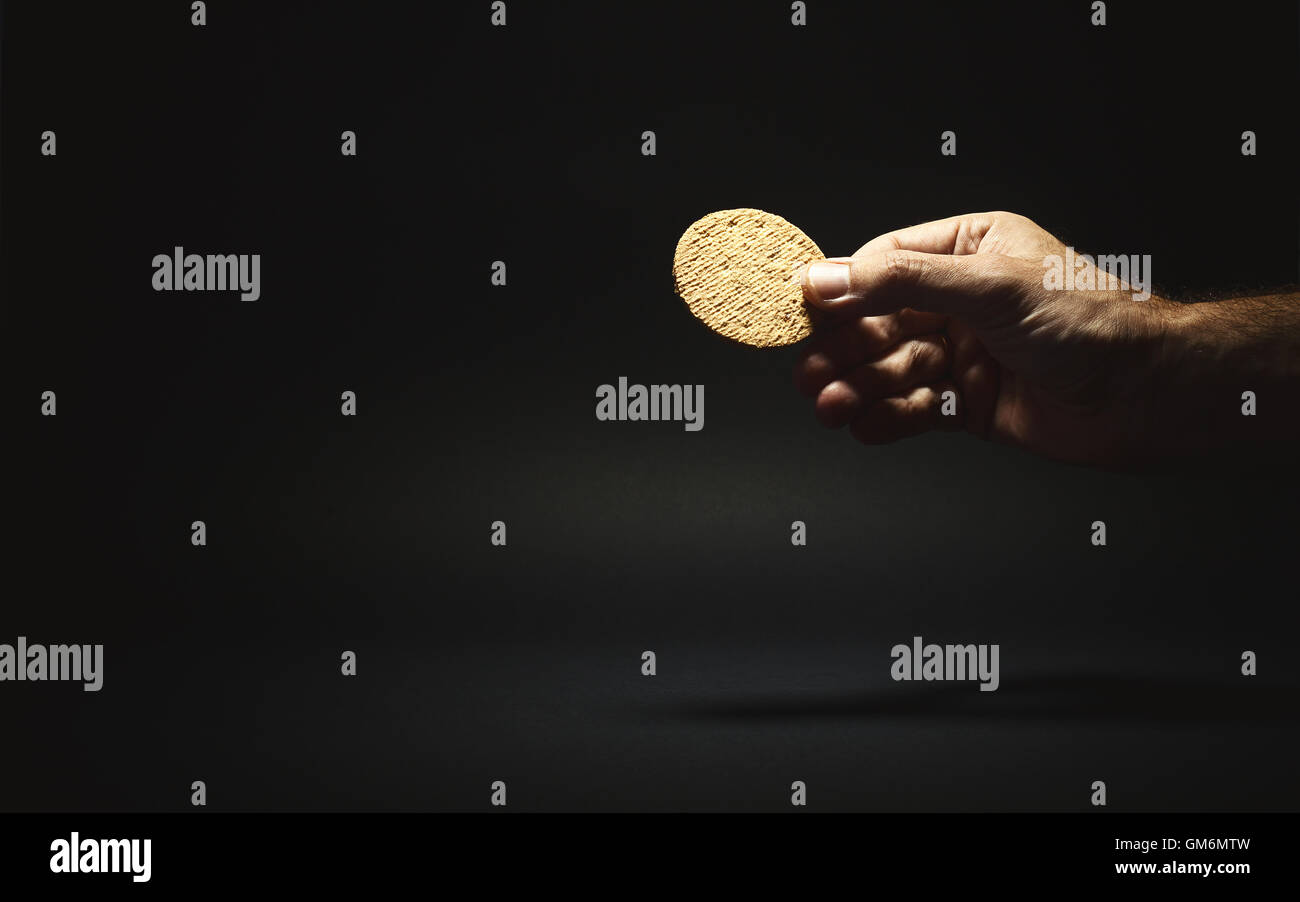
[794,212,1298,465]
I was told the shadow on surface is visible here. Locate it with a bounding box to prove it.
[649,675,1300,724]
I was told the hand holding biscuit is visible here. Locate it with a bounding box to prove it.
[795,211,1300,465]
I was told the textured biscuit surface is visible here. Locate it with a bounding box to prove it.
[672,208,823,347]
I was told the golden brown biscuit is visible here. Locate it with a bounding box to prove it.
[672,208,823,348]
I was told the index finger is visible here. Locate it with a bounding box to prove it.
[854,213,998,257]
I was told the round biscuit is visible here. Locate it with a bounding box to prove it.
[672,208,823,348]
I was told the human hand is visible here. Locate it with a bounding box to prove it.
[794,212,1194,465]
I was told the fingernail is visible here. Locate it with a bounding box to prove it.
[805,260,852,304]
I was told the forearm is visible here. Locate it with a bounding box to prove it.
[1151,292,1300,450]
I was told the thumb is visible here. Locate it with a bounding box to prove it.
[802,250,1024,324]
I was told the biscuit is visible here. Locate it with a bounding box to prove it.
[672,208,823,348]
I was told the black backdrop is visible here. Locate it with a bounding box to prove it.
[3,1,1298,812]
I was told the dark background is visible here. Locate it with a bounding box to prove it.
[3,1,1298,811]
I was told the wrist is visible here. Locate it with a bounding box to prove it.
[1145,296,1299,450]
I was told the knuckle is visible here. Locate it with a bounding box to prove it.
[992,210,1034,230]
[858,315,895,348]
[920,337,947,371]
[880,250,922,285]
[904,338,928,370]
